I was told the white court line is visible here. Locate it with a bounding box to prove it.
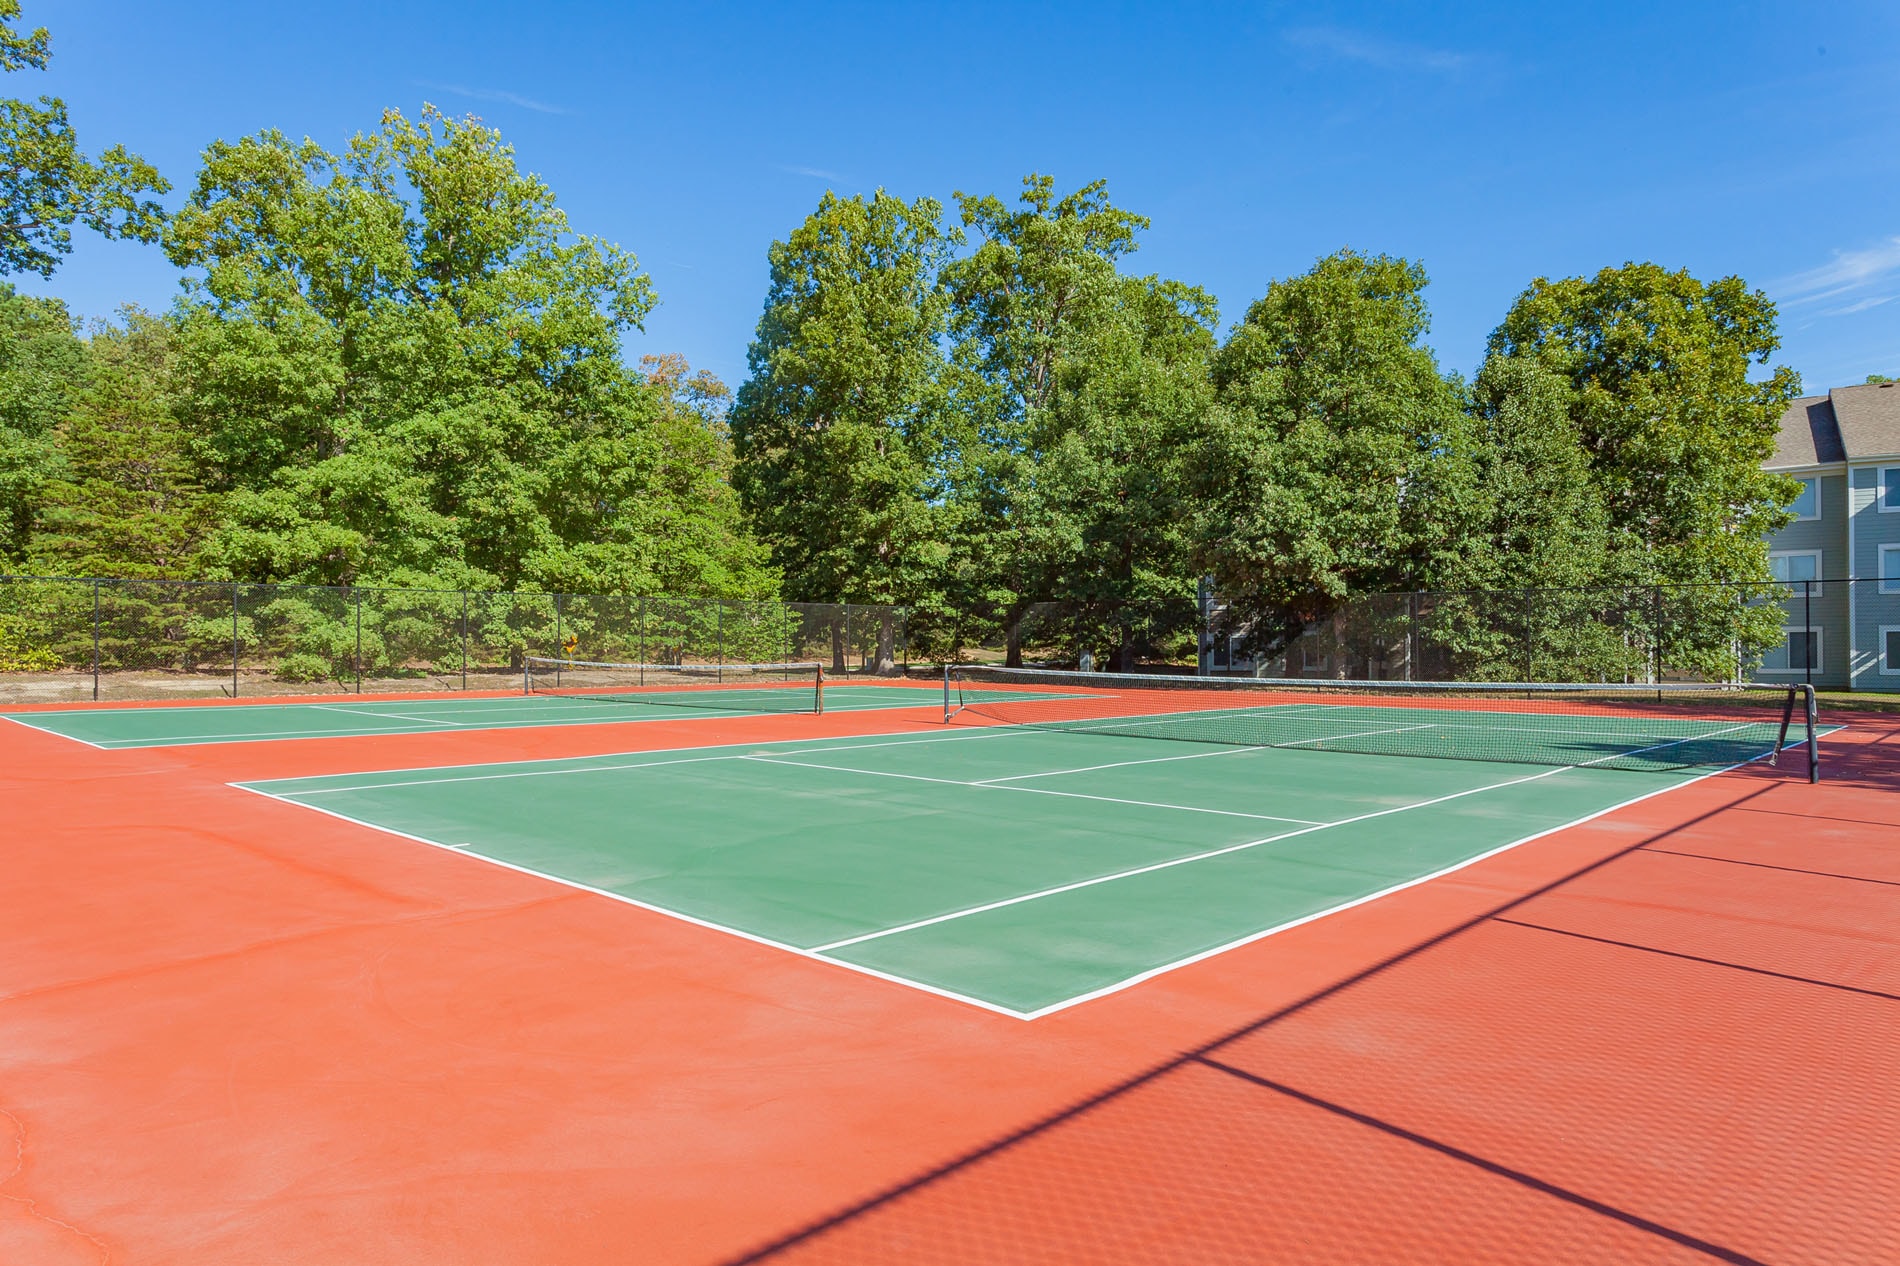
[809,720,1769,955]
[241,718,1817,1021]
[741,755,1327,826]
[72,691,943,747]
[0,713,114,750]
[1014,752,1765,1019]
[973,743,1265,783]
[227,783,1033,1020]
[310,704,463,726]
[256,724,1059,796]
[1271,721,1442,747]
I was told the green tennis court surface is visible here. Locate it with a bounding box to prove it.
[1,683,949,749]
[239,719,1783,1017]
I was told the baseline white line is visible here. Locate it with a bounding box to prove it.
[229,783,1033,1020]
[810,722,1768,955]
[0,713,115,750]
[742,756,1327,826]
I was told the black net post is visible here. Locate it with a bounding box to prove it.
[943,662,952,723]
[1807,684,1820,784]
[230,583,239,698]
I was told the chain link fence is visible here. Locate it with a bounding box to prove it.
[1199,579,1885,691]
[0,575,909,705]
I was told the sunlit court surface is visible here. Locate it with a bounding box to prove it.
[3,669,1897,1264]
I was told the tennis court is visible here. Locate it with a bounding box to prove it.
[0,672,946,749]
[238,673,1824,1016]
[4,662,1893,1265]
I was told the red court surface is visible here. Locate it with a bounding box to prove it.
[2,695,1895,1264]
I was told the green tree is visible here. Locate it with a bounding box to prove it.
[165,106,770,597]
[1190,250,1474,659]
[1486,263,1801,588]
[0,281,85,559]
[0,1,168,277]
[731,190,957,626]
[1454,355,1610,593]
[939,175,1163,661]
[1014,274,1216,668]
[27,309,210,576]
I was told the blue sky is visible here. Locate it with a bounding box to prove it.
[22,0,1900,392]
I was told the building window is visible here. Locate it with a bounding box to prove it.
[1759,626,1822,674]
[1300,633,1328,675]
[1883,544,1900,595]
[1883,627,1900,675]
[1882,467,1900,513]
[1769,549,1822,594]
[1790,476,1820,520]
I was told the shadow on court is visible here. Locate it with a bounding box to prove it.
[723,724,1900,1265]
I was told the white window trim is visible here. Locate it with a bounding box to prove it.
[1881,544,1900,595]
[1759,625,1823,675]
[1881,626,1900,675]
[1790,475,1821,521]
[1769,548,1823,596]
[1880,465,1900,513]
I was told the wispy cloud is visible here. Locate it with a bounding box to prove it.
[778,164,846,181]
[1822,293,1897,317]
[1282,25,1475,75]
[416,80,567,115]
[1773,236,1900,306]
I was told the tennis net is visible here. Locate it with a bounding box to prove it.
[525,657,824,714]
[946,666,1819,779]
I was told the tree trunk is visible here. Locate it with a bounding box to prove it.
[1005,620,1023,668]
[830,613,847,675]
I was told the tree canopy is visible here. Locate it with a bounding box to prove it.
[158,107,766,597]
[0,0,169,277]
[0,0,1815,687]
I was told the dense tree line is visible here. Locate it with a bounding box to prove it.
[733,180,1801,667]
[0,2,1805,673]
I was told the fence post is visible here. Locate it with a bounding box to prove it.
[638,596,646,685]
[1650,585,1663,686]
[1408,591,1418,682]
[231,584,239,699]
[1523,589,1535,683]
[460,589,468,691]
[1804,579,1813,687]
[554,592,563,687]
[354,589,363,694]
[717,600,725,683]
[91,578,100,702]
